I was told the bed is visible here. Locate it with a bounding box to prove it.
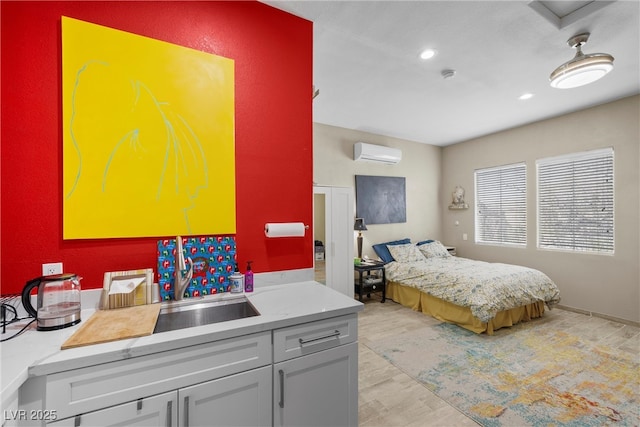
[373,239,561,335]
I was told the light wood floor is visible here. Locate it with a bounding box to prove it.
[356,292,640,427]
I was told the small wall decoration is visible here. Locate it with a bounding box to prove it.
[157,236,236,300]
[62,17,236,239]
[449,185,469,209]
[355,175,406,224]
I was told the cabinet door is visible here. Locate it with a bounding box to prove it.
[49,391,177,427]
[274,342,358,427]
[178,366,271,427]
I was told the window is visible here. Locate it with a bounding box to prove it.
[475,163,527,246]
[537,148,614,254]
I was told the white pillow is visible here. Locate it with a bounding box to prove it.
[387,243,426,263]
[417,241,451,258]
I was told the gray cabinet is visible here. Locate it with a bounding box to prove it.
[179,366,271,427]
[49,367,271,427]
[19,332,271,426]
[274,343,358,427]
[273,314,358,427]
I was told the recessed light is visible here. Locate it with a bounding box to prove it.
[518,93,534,100]
[419,48,437,60]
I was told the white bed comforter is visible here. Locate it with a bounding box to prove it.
[385,257,561,322]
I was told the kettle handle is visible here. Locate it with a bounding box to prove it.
[21,277,42,318]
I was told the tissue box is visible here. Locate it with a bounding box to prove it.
[102,268,154,310]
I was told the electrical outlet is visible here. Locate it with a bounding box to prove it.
[42,262,63,276]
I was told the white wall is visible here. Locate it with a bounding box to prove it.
[313,123,442,260]
[441,95,639,323]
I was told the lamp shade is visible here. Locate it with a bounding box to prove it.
[354,218,368,231]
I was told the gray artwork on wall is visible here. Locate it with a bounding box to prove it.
[355,175,406,224]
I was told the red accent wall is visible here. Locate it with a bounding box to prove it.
[0,1,313,294]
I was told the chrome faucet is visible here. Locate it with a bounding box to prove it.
[174,236,193,300]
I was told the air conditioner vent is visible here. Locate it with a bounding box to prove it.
[353,142,401,165]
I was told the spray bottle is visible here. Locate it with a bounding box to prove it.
[244,261,254,292]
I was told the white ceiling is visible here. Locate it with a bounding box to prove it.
[262,0,640,146]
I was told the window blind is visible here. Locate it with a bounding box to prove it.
[537,148,614,254]
[475,163,526,246]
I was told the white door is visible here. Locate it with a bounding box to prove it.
[49,391,177,427]
[178,366,271,427]
[273,342,358,427]
[313,186,354,297]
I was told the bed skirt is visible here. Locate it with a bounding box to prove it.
[386,280,546,335]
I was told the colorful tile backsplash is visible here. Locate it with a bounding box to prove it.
[157,236,237,300]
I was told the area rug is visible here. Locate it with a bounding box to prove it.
[366,321,639,426]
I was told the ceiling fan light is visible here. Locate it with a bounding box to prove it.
[549,33,614,89]
[550,53,614,89]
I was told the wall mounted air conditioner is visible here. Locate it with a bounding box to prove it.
[353,142,401,165]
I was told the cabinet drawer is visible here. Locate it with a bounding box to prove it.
[47,331,271,420]
[273,314,357,363]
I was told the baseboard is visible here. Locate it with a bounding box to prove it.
[555,304,640,328]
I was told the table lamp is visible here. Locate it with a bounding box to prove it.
[354,218,368,259]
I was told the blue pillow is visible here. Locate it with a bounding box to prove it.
[416,239,434,246]
[372,238,411,263]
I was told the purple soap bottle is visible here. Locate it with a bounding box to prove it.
[244,261,254,292]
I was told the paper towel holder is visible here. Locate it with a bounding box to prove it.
[264,222,309,238]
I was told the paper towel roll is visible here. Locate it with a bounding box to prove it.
[264,222,306,238]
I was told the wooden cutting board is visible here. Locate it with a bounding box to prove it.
[62,304,161,350]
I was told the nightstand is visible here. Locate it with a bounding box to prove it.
[445,246,456,256]
[354,261,386,302]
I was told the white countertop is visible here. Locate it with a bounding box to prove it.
[0,281,363,410]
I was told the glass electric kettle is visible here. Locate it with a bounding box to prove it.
[21,273,82,331]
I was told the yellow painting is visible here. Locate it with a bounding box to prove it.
[62,17,235,239]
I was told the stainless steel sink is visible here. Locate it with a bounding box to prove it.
[153,295,260,333]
